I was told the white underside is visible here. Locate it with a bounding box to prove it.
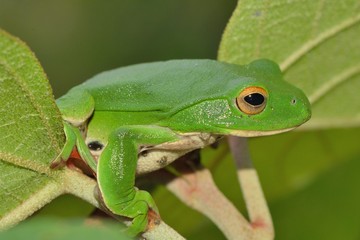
[136,133,219,175]
[229,127,296,137]
[89,127,296,176]
[135,127,296,175]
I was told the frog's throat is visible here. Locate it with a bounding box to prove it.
[230,127,296,137]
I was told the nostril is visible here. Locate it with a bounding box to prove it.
[291,98,297,105]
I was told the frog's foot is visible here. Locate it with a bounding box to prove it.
[111,190,159,237]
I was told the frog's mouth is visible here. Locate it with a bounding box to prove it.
[230,127,296,137]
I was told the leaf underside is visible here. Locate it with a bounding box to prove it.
[0,29,65,227]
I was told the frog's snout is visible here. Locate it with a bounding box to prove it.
[290,95,312,123]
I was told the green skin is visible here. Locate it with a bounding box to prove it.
[54,59,311,236]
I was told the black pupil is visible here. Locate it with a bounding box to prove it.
[88,141,103,151]
[244,93,264,106]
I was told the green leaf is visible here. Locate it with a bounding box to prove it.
[270,154,360,240]
[0,29,97,229]
[0,28,62,227]
[219,0,360,130]
[0,161,56,219]
[0,29,64,166]
[0,218,131,240]
[250,128,360,200]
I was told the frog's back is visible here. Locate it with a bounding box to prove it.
[78,59,246,114]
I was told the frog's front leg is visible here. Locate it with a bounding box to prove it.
[97,125,179,237]
[51,122,97,173]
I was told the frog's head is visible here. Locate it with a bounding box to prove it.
[166,59,311,137]
[225,59,312,136]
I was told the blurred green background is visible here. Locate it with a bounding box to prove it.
[1,1,360,240]
[0,0,236,97]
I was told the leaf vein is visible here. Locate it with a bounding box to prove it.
[0,44,62,156]
[281,13,360,71]
[309,63,360,104]
[0,152,51,175]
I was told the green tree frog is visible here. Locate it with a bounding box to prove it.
[54,59,311,236]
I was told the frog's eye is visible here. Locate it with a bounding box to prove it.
[88,141,104,151]
[236,87,267,115]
